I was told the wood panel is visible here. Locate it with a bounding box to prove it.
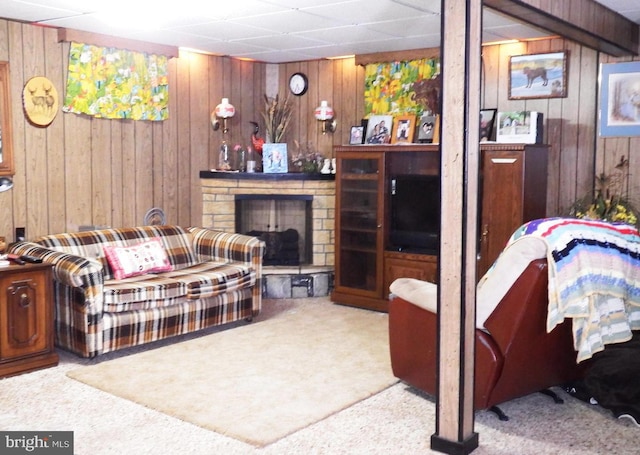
[0,19,268,241]
[1,16,639,244]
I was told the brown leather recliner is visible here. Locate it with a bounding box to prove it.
[389,259,588,418]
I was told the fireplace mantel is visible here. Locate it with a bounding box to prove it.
[199,171,335,182]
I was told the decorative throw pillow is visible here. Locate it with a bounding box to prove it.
[103,238,173,280]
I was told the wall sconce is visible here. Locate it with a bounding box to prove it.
[210,98,236,134]
[0,177,13,193]
[314,100,337,134]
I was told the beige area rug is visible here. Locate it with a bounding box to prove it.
[66,301,397,447]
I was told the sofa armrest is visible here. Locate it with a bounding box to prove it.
[8,241,104,290]
[188,227,265,275]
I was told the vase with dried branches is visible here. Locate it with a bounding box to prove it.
[261,93,293,143]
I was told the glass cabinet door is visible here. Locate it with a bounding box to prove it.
[336,153,383,294]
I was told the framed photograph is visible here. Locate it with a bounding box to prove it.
[479,108,497,142]
[417,114,436,143]
[262,143,288,173]
[508,51,567,100]
[599,61,640,137]
[496,111,543,144]
[391,115,416,144]
[349,126,365,144]
[365,115,392,144]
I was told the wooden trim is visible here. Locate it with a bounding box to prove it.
[355,47,440,66]
[58,28,179,58]
[484,0,639,57]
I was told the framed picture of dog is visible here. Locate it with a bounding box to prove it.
[508,51,567,100]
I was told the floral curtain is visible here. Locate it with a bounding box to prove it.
[364,57,440,117]
[63,42,169,121]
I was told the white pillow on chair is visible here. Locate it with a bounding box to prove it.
[476,236,547,329]
[389,278,437,313]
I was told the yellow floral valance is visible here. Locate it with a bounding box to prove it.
[364,58,440,117]
[63,42,169,121]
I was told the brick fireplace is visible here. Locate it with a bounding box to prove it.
[200,172,335,298]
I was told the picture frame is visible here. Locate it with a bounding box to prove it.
[365,115,392,144]
[479,108,497,142]
[262,143,288,173]
[496,111,543,144]
[599,61,640,137]
[417,114,436,143]
[349,125,365,144]
[391,115,416,144]
[0,62,15,177]
[508,51,567,100]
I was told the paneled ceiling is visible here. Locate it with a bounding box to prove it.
[1,0,639,62]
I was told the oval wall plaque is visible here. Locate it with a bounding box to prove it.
[23,76,59,127]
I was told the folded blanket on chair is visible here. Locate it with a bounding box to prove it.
[506,217,640,362]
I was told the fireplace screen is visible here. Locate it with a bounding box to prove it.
[235,195,312,265]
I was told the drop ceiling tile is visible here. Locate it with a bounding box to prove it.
[236,33,329,51]
[306,0,433,26]
[228,9,348,34]
[171,21,275,41]
[362,15,441,37]
[293,25,395,44]
[1,0,82,21]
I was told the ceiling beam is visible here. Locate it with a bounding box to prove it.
[484,0,639,57]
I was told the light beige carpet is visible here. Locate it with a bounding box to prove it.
[66,301,397,447]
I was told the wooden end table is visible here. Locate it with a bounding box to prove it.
[0,262,59,378]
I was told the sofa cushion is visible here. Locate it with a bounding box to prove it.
[161,261,256,299]
[103,274,188,312]
[104,238,174,280]
[35,225,198,280]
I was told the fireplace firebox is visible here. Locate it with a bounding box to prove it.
[235,195,313,265]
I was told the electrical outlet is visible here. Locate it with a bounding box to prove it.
[15,227,25,242]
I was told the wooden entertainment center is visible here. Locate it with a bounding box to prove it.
[331,143,549,312]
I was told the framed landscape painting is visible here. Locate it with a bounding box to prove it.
[508,51,567,100]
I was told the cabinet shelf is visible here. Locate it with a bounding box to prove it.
[341,226,378,233]
[342,173,378,180]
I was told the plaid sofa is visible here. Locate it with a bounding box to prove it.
[9,226,264,358]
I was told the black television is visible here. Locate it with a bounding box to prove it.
[388,174,440,253]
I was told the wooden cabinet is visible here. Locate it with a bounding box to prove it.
[332,144,439,311]
[331,150,385,310]
[0,263,58,378]
[384,251,437,294]
[332,143,548,312]
[477,144,548,277]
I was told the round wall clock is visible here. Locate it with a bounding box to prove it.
[289,72,308,96]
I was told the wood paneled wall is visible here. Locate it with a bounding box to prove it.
[482,38,599,216]
[276,59,365,160]
[0,16,638,243]
[0,19,266,241]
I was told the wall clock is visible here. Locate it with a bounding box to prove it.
[289,72,308,96]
